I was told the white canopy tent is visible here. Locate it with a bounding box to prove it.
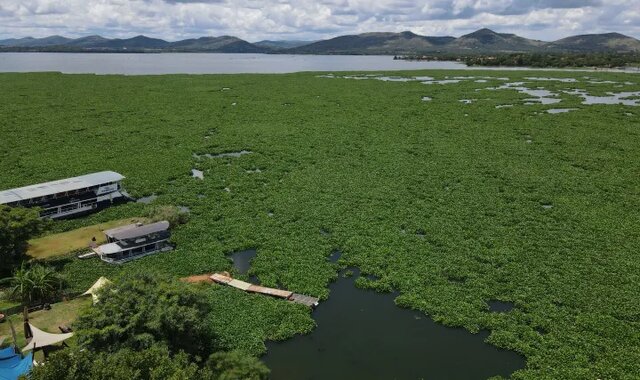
[22,323,73,352]
[82,276,112,304]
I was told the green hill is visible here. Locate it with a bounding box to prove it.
[167,36,269,53]
[546,32,640,52]
[290,31,455,55]
[448,28,544,52]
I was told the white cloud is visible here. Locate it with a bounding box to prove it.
[0,0,637,41]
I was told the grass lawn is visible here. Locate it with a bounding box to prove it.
[0,296,91,348]
[0,299,20,311]
[27,218,148,259]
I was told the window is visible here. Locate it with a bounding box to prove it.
[61,203,79,213]
[41,208,58,217]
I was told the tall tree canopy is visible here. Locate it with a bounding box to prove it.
[28,344,199,380]
[75,273,215,357]
[28,274,269,380]
[0,205,44,275]
[29,345,269,380]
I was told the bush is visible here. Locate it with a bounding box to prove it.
[75,273,214,357]
[146,205,189,227]
[0,205,45,276]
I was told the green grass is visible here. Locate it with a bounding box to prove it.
[0,70,639,379]
[27,217,149,259]
[0,299,20,311]
[0,296,91,348]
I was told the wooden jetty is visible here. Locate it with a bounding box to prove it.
[210,273,319,307]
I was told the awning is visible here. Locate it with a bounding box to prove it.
[21,324,73,352]
[95,243,122,256]
[82,277,112,304]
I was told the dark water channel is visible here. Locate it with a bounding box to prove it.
[229,249,257,275]
[488,301,515,313]
[263,268,525,380]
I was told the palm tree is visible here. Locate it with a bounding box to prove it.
[8,263,62,305]
[28,264,62,303]
[8,263,32,304]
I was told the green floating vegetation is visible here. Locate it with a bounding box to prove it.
[0,70,639,378]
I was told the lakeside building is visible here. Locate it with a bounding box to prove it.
[0,171,126,219]
[93,221,173,264]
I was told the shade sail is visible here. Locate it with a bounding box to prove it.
[21,324,73,352]
[82,276,112,304]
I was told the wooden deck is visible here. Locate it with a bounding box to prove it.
[210,273,319,307]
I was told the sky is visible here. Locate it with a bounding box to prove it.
[1,0,639,42]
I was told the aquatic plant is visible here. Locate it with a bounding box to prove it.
[0,70,639,378]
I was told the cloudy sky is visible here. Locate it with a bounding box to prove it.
[1,0,638,42]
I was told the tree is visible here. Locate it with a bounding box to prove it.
[0,205,44,275]
[75,273,215,357]
[8,263,62,305]
[28,344,199,380]
[28,345,270,380]
[29,274,270,380]
[146,205,190,227]
[200,351,270,380]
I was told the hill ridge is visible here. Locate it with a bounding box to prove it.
[1,29,638,54]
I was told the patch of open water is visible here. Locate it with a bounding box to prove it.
[564,90,640,106]
[194,150,253,159]
[524,77,577,83]
[547,108,577,114]
[191,169,204,179]
[486,83,561,105]
[137,194,158,204]
[263,268,525,380]
[423,79,462,85]
[229,249,257,275]
[488,300,515,312]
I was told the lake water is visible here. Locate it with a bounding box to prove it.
[0,53,466,74]
[1,53,638,75]
[263,268,525,380]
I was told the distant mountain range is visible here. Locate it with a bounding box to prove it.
[254,40,317,49]
[1,29,639,54]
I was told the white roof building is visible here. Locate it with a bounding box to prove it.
[0,171,124,205]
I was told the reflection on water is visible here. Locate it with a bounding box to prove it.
[263,268,525,380]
